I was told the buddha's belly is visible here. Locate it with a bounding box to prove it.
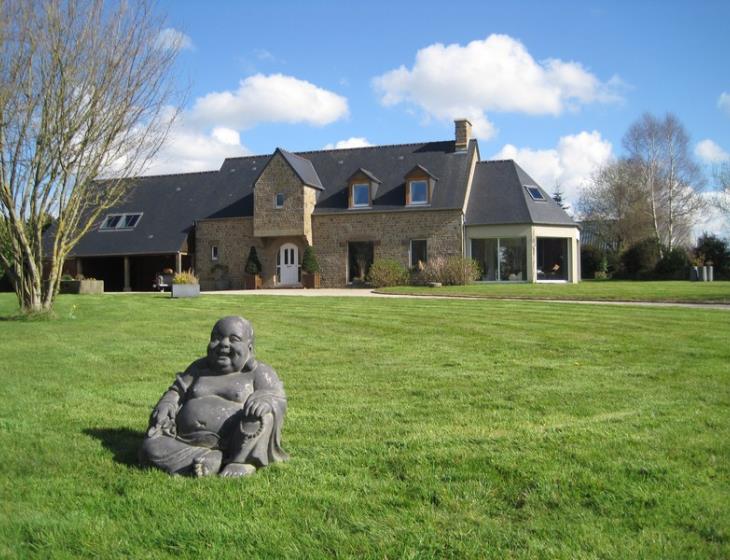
[176,396,242,443]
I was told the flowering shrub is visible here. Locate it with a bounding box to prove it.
[367,259,409,287]
[421,256,480,285]
[172,270,199,285]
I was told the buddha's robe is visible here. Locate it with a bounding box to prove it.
[140,358,287,474]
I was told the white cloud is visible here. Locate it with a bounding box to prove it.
[144,119,249,175]
[156,28,195,52]
[373,34,622,139]
[254,48,276,61]
[719,92,730,116]
[696,139,730,164]
[191,73,349,129]
[322,137,373,150]
[493,130,614,208]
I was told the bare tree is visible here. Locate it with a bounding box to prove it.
[0,0,180,313]
[715,162,730,216]
[578,159,653,252]
[623,113,705,253]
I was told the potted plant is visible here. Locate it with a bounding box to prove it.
[171,269,200,298]
[211,263,230,291]
[301,245,320,289]
[244,246,262,290]
[59,274,105,294]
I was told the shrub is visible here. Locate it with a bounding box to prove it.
[244,246,262,275]
[172,270,198,284]
[367,259,409,287]
[421,256,480,285]
[694,233,730,279]
[302,245,320,274]
[61,274,74,281]
[655,247,691,279]
[620,238,661,279]
[581,245,604,279]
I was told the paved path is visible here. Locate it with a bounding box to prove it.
[197,288,730,310]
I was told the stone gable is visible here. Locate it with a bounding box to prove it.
[254,152,315,242]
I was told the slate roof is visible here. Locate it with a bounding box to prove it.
[69,170,246,257]
[466,160,576,227]
[276,148,324,190]
[70,139,574,258]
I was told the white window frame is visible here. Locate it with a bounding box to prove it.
[274,193,285,208]
[351,183,370,208]
[211,245,219,261]
[408,180,429,206]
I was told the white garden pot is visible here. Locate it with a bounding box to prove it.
[171,284,200,298]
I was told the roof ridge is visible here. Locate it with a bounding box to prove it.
[294,139,455,156]
[221,139,458,165]
[128,169,220,180]
[478,159,515,165]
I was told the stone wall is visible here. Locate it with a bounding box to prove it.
[254,153,314,242]
[196,217,258,290]
[312,209,463,287]
[196,217,308,289]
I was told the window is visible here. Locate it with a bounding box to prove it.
[100,213,142,230]
[275,193,285,208]
[525,186,545,201]
[211,246,219,261]
[101,215,122,229]
[537,237,568,280]
[352,183,370,207]
[408,180,428,205]
[471,237,527,281]
[410,239,427,268]
[122,214,141,228]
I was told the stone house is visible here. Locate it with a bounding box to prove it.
[65,120,579,290]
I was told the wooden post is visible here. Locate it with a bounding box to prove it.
[175,253,182,274]
[123,256,131,292]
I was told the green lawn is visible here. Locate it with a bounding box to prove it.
[0,293,728,559]
[379,280,730,304]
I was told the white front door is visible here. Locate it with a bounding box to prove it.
[278,243,299,285]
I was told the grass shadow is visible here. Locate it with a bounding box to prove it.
[84,427,146,469]
[0,311,57,321]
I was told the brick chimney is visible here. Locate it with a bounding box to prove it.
[454,118,472,151]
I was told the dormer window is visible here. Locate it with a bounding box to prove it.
[408,180,429,205]
[100,213,142,230]
[352,183,370,207]
[405,164,437,207]
[347,168,381,209]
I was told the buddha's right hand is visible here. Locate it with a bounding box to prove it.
[147,400,177,437]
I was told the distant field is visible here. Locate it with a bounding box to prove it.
[0,293,728,558]
[379,280,730,304]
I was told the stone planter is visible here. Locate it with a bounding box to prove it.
[59,279,104,294]
[302,272,320,289]
[171,283,200,298]
[244,274,262,290]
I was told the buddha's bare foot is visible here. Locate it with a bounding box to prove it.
[219,462,256,477]
[193,451,222,478]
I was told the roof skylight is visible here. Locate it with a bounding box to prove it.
[524,186,545,201]
[100,213,142,230]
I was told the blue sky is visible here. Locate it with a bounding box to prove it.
[152,0,730,233]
